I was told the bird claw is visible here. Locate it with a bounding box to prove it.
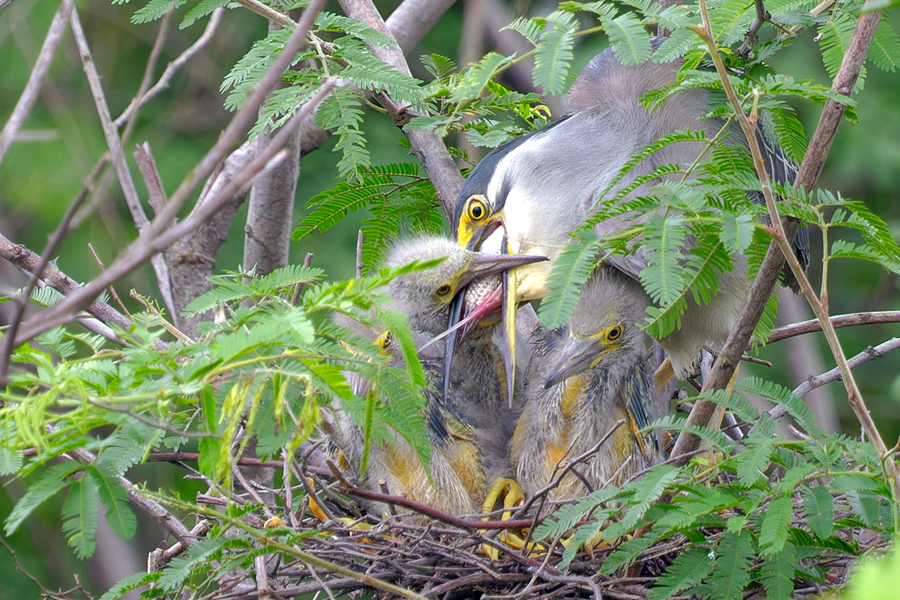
[479,478,533,560]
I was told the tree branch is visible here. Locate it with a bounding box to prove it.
[765,311,900,344]
[670,0,893,489]
[0,0,74,166]
[336,0,464,217]
[788,337,900,402]
[7,0,331,349]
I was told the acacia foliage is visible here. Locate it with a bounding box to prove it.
[1,0,900,598]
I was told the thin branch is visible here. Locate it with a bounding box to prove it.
[670,0,897,497]
[70,7,147,232]
[0,156,104,383]
[737,0,769,57]
[336,0,463,219]
[765,311,900,344]
[0,0,75,166]
[113,8,224,128]
[0,232,151,342]
[9,1,331,348]
[788,337,900,402]
[232,0,294,28]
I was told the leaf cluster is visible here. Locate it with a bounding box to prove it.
[533,378,895,600]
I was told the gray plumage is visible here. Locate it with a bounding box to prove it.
[332,236,542,518]
[511,268,660,501]
[453,42,808,376]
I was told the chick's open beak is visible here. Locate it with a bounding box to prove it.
[442,252,548,405]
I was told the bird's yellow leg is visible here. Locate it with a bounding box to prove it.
[480,477,528,559]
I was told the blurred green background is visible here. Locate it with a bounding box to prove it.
[1,0,899,596]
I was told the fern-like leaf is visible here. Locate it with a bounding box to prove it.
[603,11,652,65]
[695,530,753,600]
[759,495,793,556]
[62,476,100,559]
[761,542,796,600]
[801,484,834,539]
[538,233,603,328]
[648,547,714,600]
[533,13,576,95]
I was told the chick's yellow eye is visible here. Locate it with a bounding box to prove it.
[436,283,452,296]
[607,325,623,341]
[467,198,486,221]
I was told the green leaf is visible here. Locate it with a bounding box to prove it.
[88,466,138,539]
[603,12,652,65]
[181,0,229,28]
[696,530,753,600]
[533,14,576,95]
[640,214,687,307]
[649,547,714,600]
[759,496,793,556]
[0,447,23,475]
[761,542,796,600]
[5,462,80,535]
[132,0,185,24]
[62,476,100,559]
[721,212,754,254]
[538,232,603,328]
[451,52,514,102]
[846,489,882,527]
[801,485,834,539]
[158,537,226,589]
[736,425,774,487]
[98,572,161,600]
[868,20,900,72]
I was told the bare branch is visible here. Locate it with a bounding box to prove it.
[385,0,457,53]
[8,0,331,347]
[788,337,900,401]
[336,0,463,218]
[0,0,75,166]
[244,19,303,278]
[13,78,337,347]
[113,8,224,128]
[765,311,900,344]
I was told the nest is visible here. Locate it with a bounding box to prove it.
[181,443,878,600]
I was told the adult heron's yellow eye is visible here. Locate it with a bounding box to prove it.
[467,198,486,221]
[436,283,452,296]
[607,325,623,341]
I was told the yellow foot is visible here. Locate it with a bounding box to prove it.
[480,478,531,560]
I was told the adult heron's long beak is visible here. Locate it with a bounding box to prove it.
[544,336,607,389]
[442,252,548,405]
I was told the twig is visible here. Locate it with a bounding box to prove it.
[10,4,333,349]
[0,535,49,594]
[515,420,626,520]
[0,156,103,384]
[291,253,314,305]
[232,0,294,27]
[335,0,463,218]
[737,0,769,57]
[765,311,900,344]
[356,230,364,279]
[340,485,533,530]
[0,0,75,166]
[134,143,169,219]
[787,337,900,402]
[113,8,224,127]
[87,243,131,319]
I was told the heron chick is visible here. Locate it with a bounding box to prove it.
[511,268,662,501]
[333,236,546,518]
